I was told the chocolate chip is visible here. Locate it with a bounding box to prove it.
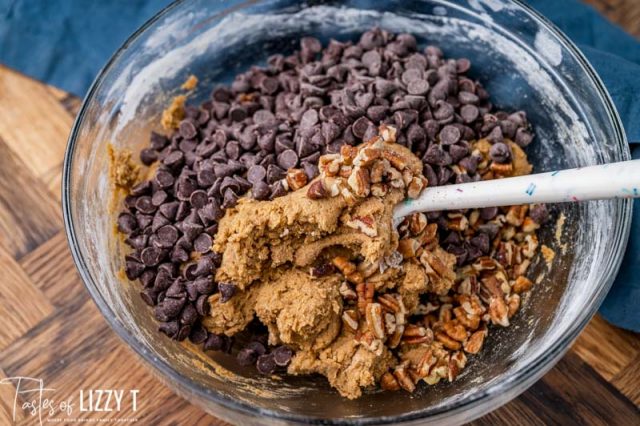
[156,225,179,247]
[179,120,197,139]
[189,190,208,209]
[367,105,389,123]
[141,246,163,266]
[352,116,373,139]
[256,353,277,375]
[237,348,259,366]
[246,340,267,356]
[229,105,247,122]
[423,163,438,187]
[135,196,156,215]
[195,295,210,316]
[159,320,179,338]
[277,149,298,170]
[470,232,490,254]
[140,289,158,306]
[459,156,478,174]
[204,333,229,352]
[180,304,198,325]
[140,148,157,166]
[194,277,216,295]
[439,125,461,145]
[449,144,469,163]
[252,181,271,200]
[310,263,335,277]
[155,297,186,321]
[515,128,534,148]
[166,279,187,298]
[163,150,184,168]
[407,79,429,95]
[460,104,479,123]
[189,324,208,344]
[530,204,550,224]
[194,233,213,253]
[135,213,153,229]
[480,206,499,221]
[125,260,145,280]
[176,325,192,341]
[218,282,237,303]
[423,144,452,166]
[118,213,137,233]
[272,346,293,367]
[489,142,512,164]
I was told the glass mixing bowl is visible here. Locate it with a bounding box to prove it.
[62,0,632,424]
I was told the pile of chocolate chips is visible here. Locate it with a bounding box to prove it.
[117,27,535,372]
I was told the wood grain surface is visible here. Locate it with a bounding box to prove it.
[0,1,638,424]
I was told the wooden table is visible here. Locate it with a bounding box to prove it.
[0,1,638,424]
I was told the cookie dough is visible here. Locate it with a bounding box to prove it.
[205,129,457,398]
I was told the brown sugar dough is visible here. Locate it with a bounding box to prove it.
[108,144,139,190]
[254,269,343,351]
[288,334,396,400]
[213,143,421,290]
[161,95,186,131]
[204,140,454,399]
[203,288,260,336]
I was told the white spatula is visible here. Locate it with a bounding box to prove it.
[394,159,640,221]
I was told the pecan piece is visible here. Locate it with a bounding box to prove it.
[345,214,377,237]
[365,303,386,340]
[463,327,487,354]
[489,296,510,327]
[435,331,462,350]
[393,362,416,392]
[379,124,397,143]
[380,372,400,391]
[407,176,428,199]
[286,168,308,191]
[332,256,356,276]
[512,276,533,293]
[342,309,359,332]
[306,180,327,199]
[371,182,389,197]
[443,320,468,342]
[356,282,375,315]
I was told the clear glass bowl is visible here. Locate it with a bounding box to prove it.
[62,0,632,424]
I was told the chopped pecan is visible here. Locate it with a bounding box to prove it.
[393,362,416,392]
[319,154,341,177]
[380,372,400,391]
[332,256,356,276]
[306,180,327,199]
[356,282,375,315]
[345,214,377,237]
[339,165,353,178]
[370,182,388,197]
[435,331,462,350]
[489,296,510,327]
[388,324,404,349]
[505,205,527,227]
[463,327,487,354]
[340,145,358,166]
[448,351,467,381]
[453,306,480,330]
[339,281,357,300]
[521,216,540,233]
[407,176,428,199]
[398,238,420,258]
[512,276,533,293]
[347,167,370,197]
[286,168,308,191]
[386,167,405,188]
[342,309,359,332]
[521,234,538,258]
[409,213,428,235]
[507,293,521,318]
[359,330,384,356]
[447,215,469,232]
[384,313,397,335]
[490,161,513,175]
[365,303,386,339]
[354,146,381,167]
[379,124,397,143]
[402,324,434,345]
[377,293,401,313]
[443,320,468,342]
[369,159,387,183]
[346,271,364,284]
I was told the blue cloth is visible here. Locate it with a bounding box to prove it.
[0,0,637,330]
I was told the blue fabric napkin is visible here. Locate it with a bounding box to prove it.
[0,0,637,331]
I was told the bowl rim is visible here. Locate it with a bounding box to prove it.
[62,0,632,424]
